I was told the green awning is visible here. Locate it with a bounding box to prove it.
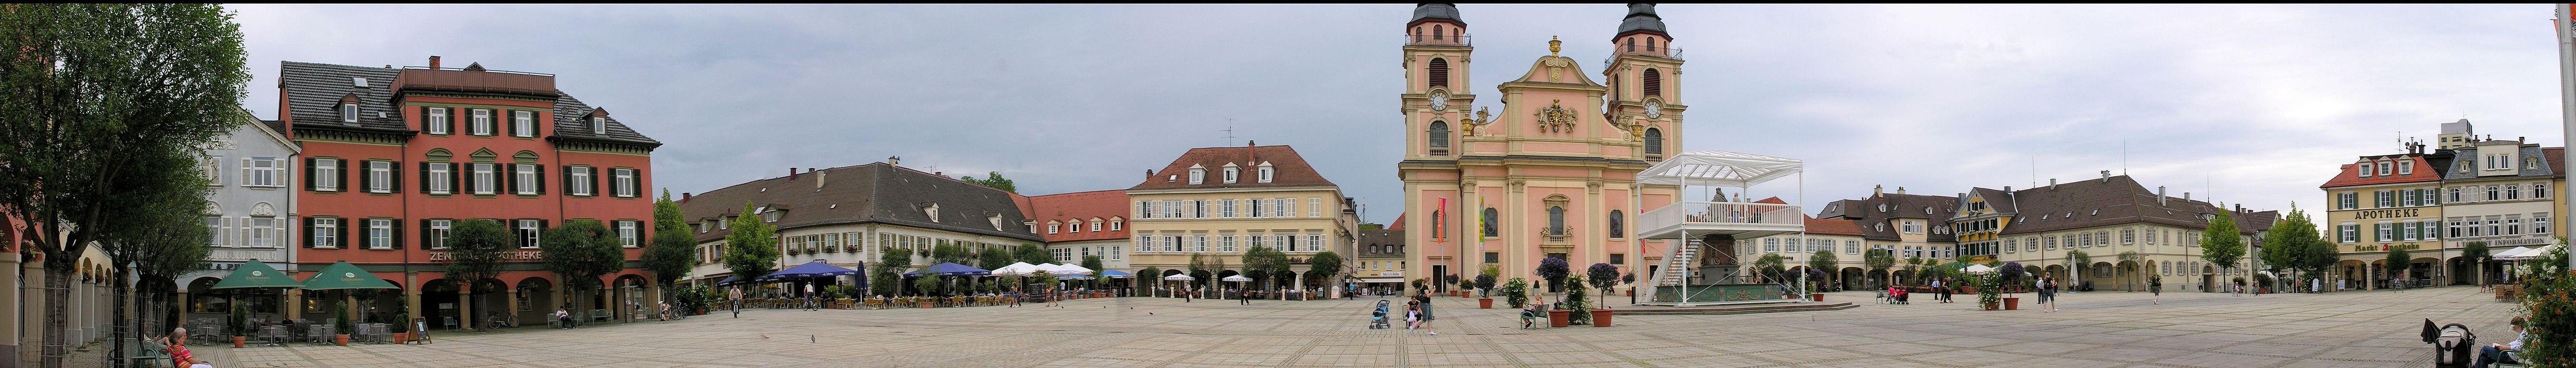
[297,261,400,290]
[209,260,303,289]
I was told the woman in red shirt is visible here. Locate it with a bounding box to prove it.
[166,327,207,368]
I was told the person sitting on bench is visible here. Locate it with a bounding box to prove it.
[2477,316,2527,368]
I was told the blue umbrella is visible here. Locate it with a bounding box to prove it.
[756,260,864,282]
[902,263,992,277]
[1099,270,1135,279]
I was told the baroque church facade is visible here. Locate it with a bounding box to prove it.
[1399,3,1688,291]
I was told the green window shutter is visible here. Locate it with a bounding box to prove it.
[388,161,402,192]
[391,219,404,250]
[302,217,316,248]
[334,159,347,193]
[304,158,317,191]
[534,165,546,195]
[418,162,431,193]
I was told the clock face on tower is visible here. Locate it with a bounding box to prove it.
[1430,92,1449,111]
[1644,102,1661,118]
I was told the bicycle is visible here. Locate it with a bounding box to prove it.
[484,312,517,330]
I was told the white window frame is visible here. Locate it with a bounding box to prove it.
[518,219,542,249]
[1194,236,1208,252]
[341,104,358,122]
[314,217,340,248]
[1223,167,1238,183]
[513,110,536,137]
[613,168,637,197]
[429,219,452,249]
[204,217,222,247]
[471,109,492,136]
[2538,213,2554,235]
[472,163,496,195]
[1258,165,1274,183]
[1089,221,1101,232]
[314,158,340,191]
[569,166,593,196]
[426,107,448,135]
[250,217,274,248]
[619,221,639,248]
[249,157,278,187]
[1305,234,1323,252]
[514,163,538,195]
[1220,236,1237,253]
[1309,197,1322,217]
[429,163,452,194]
[368,160,393,193]
[591,116,607,134]
[2338,224,2358,243]
[1188,168,1204,184]
[368,218,393,249]
[1109,220,1121,231]
[1221,200,1236,218]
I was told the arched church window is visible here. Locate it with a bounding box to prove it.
[1547,206,1567,236]
[1626,37,1636,52]
[1428,58,1450,89]
[1642,68,1662,98]
[1428,121,1450,149]
[1644,128,1663,155]
[1481,208,1499,237]
[1648,37,1658,52]
[1608,210,1624,238]
[1434,25,1445,40]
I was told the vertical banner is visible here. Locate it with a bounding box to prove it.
[1435,197,1448,242]
[2560,4,2576,267]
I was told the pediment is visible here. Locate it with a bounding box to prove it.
[1506,55,1600,87]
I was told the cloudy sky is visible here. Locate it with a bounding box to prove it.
[232,4,2568,225]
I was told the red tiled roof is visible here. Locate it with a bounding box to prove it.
[2319,155,2439,188]
[1388,212,1407,231]
[1026,189,1131,242]
[1753,196,1786,204]
[1804,216,1864,236]
[1130,145,1337,190]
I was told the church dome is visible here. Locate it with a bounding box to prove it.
[1412,3,1464,25]
[1617,3,1668,38]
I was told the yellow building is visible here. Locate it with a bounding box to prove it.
[1126,144,1357,295]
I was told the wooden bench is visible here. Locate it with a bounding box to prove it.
[590,309,611,322]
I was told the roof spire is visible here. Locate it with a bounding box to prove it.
[1549,36,1561,56]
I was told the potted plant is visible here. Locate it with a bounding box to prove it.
[915,275,945,308]
[1537,257,1571,299]
[1621,272,1636,297]
[1998,262,2026,311]
[390,311,411,344]
[1474,268,1498,309]
[1808,269,1829,301]
[1501,277,1531,309]
[227,303,248,348]
[1565,275,1610,327]
[334,307,353,346]
[1546,303,1571,328]
[1976,270,2004,311]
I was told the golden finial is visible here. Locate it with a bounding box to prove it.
[1549,36,1561,56]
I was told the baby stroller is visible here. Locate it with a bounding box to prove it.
[1368,300,1392,330]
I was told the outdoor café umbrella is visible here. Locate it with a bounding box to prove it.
[1099,270,1135,279]
[300,261,403,328]
[1962,264,1997,274]
[1221,275,1254,300]
[758,260,862,282]
[903,262,992,277]
[209,260,302,322]
[1162,274,1195,281]
[991,262,1041,277]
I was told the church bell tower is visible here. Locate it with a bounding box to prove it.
[1604,3,1684,162]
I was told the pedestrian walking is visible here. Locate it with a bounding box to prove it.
[729,286,743,318]
[803,283,818,311]
[1931,278,1949,303]
[2043,277,2060,312]
[2149,275,2163,304]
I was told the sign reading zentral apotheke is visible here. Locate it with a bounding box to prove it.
[426,250,545,262]
[2350,209,2422,220]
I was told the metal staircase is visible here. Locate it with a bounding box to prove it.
[1655,238,1701,287]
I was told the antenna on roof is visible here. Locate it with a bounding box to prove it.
[2121,139,2128,176]
[1222,121,1236,147]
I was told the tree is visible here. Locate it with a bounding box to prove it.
[441,219,508,329]
[1586,263,1619,305]
[2385,246,2413,288]
[1901,257,1923,284]
[2463,241,2492,287]
[1536,256,1571,293]
[871,248,913,297]
[1013,243,1052,266]
[1241,247,1289,295]
[540,219,625,314]
[640,191,696,307]
[2115,251,2142,291]
[1187,254,1211,294]
[1079,255,1104,289]
[1863,249,1895,289]
[1808,249,1839,291]
[975,248,1011,272]
[2299,235,2340,289]
[0,5,251,367]
[1306,251,1343,291]
[1138,266,1163,295]
[1474,264,1499,298]
[722,202,782,282]
[98,189,209,355]
[2259,206,2322,286]
[2201,210,2245,278]
[1755,254,1788,284]
[957,171,1016,193]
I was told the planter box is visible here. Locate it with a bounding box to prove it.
[917,302,935,309]
[1625,289,1634,297]
[1590,309,1613,327]
[232,336,244,348]
[1982,302,1998,311]
[2003,297,2019,310]
[1547,309,1570,328]
[335,334,350,346]
[1810,293,1824,302]
[1479,298,1493,309]
[393,333,410,344]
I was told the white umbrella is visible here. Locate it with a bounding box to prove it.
[2496,246,2536,260]
[1162,274,1196,281]
[1221,275,1254,282]
[1046,263,1097,276]
[991,262,1041,276]
[2502,244,2563,261]
[1963,264,1996,274]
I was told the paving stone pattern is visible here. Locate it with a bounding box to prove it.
[199,287,2517,368]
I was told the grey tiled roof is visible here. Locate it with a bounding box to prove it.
[1994,176,2252,236]
[549,95,662,146]
[2440,143,2562,181]
[279,61,658,146]
[278,61,406,133]
[1617,3,1667,36]
[1411,3,1462,24]
[1822,193,1959,242]
[677,162,1042,243]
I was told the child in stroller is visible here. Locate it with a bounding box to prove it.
[1368,300,1392,330]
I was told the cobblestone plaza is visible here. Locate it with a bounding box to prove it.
[171,286,2516,368]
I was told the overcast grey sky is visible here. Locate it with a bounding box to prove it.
[233,4,2567,225]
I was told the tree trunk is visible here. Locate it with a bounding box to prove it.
[43,267,70,368]
[111,265,128,368]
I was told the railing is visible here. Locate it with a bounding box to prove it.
[394,67,558,96]
[1404,33,1472,46]
[1601,47,1686,69]
[1638,201,1803,232]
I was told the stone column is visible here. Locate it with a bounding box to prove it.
[503,287,520,327]
[455,288,471,331]
[645,279,663,318]
[284,289,302,320]
[403,272,421,330]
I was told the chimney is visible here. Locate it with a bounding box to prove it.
[428,55,441,69]
[1896,186,1907,195]
[2101,170,2112,180]
[816,171,827,188]
[1873,184,1883,197]
[786,167,797,182]
[2184,192,2192,202]
[888,156,901,166]
[2049,179,2058,188]
[681,192,692,202]
[2003,186,2012,192]
[1248,140,1257,147]
[2157,186,2168,206]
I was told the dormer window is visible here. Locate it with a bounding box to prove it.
[2526,157,2543,170]
[2359,161,2374,178]
[1223,164,1240,184]
[341,103,358,122]
[1048,223,1061,234]
[1258,163,1275,183]
[1189,166,1206,184]
[2377,160,2392,176]
[2400,160,2414,175]
[989,215,1004,231]
[761,210,781,223]
[591,116,607,134]
[1109,219,1122,231]
[922,204,939,222]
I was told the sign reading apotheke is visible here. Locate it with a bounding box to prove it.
[2350,208,2423,220]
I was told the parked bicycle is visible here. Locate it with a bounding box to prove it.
[484,312,517,330]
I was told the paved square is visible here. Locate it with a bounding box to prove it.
[201,287,2519,368]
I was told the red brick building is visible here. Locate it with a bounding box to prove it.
[277,57,660,328]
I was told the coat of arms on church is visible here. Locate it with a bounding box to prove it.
[1535,99,1578,132]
